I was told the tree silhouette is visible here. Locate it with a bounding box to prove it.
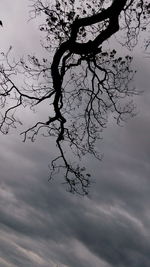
[0,0,149,194]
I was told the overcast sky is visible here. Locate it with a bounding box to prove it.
[0,1,150,267]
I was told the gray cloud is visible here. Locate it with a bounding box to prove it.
[0,1,150,267]
[1,121,150,267]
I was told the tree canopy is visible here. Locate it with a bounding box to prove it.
[0,0,150,194]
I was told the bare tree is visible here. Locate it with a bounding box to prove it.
[0,0,149,194]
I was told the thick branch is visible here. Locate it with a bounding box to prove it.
[70,0,127,42]
[51,0,128,142]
